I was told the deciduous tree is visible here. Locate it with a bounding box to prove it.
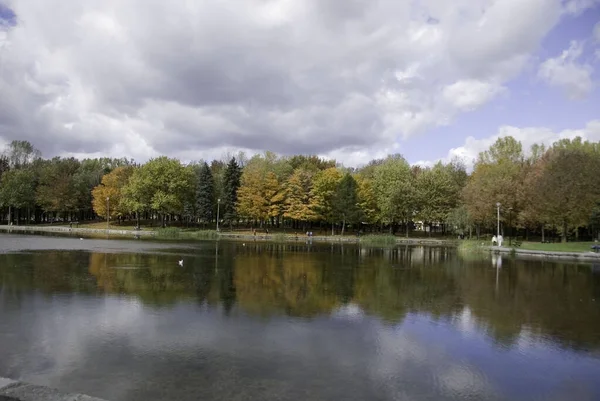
[91,166,134,221]
[310,167,343,234]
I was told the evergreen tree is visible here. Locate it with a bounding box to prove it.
[196,162,215,224]
[333,173,361,236]
[222,157,242,229]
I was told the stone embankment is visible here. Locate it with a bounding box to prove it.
[0,225,155,238]
[490,246,600,261]
[0,225,452,245]
[0,377,107,401]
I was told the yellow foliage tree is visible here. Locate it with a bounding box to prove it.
[91,166,133,221]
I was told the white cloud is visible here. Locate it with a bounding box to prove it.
[538,41,594,99]
[594,21,600,42]
[563,0,600,15]
[417,120,600,170]
[0,0,565,165]
[442,80,506,112]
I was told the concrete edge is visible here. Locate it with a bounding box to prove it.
[0,225,455,245]
[489,246,600,261]
[0,377,107,401]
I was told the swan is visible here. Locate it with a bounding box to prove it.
[178,259,184,267]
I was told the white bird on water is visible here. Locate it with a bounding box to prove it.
[178,259,184,267]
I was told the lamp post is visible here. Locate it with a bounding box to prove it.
[496,202,501,246]
[508,207,513,246]
[216,198,221,232]
[106,197,110,230]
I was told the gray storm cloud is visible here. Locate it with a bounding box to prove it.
[0,0,565,165]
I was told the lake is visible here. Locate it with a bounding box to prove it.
[1,233,600,401]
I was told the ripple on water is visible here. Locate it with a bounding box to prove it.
[434,361,491,399]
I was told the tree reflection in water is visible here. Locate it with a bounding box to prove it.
[1,242,599,352]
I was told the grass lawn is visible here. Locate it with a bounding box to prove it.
[50,222,155,231]
[518,241,598,253]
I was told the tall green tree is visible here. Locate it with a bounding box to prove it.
[415,163,456,235]
[0,168,36,224]
[122,157,194,227]
[36,157,81,218]
[532,140,600,242]
[196,162,215,225]
[333,173,361,236]
[222,157,242,229]
[373,155,415,236]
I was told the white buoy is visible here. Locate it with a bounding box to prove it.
[178,259,183,266]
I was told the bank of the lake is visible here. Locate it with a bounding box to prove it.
[0,225,453,246]
[458,239,600,261]
[1,376,107,401]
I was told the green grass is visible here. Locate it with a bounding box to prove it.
[270,233,288,243]
[517,241,597,253]
[457,239,488,253]
[184,230,220,240]
[155,227,181,238]
[155,228,220,240]
[360,234,398,247]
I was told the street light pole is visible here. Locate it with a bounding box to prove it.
[496,202,501,246]
[216,198,221,232]
[508,207,513,246]
[106,197,110,231]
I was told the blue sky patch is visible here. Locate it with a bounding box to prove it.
[0,3,16,27]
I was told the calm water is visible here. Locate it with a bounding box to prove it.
[1,234,600,401]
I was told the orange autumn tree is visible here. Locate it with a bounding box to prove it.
[91,166,134,221]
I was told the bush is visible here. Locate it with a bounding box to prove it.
[155,227,180,238]
[186,230,220,240]
[360,234,397,247]
[271,233,288,243]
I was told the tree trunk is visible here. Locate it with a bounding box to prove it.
[341,217,346,236]
[8,205,11,225]
[468,225,472,240]
[541,224,545,242]
[562,220,567,243]
[405,220,409,238]
[331,221,334,236]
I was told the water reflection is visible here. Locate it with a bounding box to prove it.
[1,238,600,401]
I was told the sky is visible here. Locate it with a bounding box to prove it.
[0,0,599,169]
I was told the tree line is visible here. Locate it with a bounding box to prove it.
[1,137,599,241]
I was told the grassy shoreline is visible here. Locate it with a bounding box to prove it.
[0,224,454,245]
[1,225,597,260]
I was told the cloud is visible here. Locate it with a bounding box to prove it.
[563,0,600,15]
[442,80,506,112]
[594,21,600,43]
[538,41,594,99]
[0,0,564,165]
[415,120,600,170]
